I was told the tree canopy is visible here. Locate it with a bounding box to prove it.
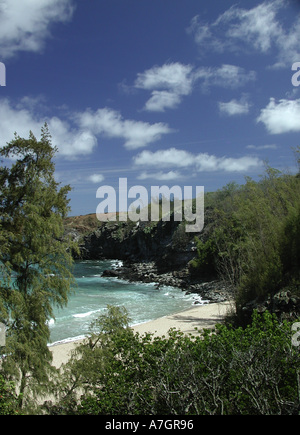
[0,124,77,409]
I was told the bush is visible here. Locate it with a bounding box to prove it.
[191,161,300,310]
[53,307,300,415]
[0,374,20,415]
[190,237,217,277]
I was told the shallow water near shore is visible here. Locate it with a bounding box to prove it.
[49,260,203,345]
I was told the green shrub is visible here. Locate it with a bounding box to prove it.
[0,374,20,415]
[191,160,300,308]
[53,306,300,415]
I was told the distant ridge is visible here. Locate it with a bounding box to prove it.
[64,212,129,234]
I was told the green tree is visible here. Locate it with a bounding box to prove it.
[191,157,300,312]
[51,306,300,415]
[0,125,77,410]
[0,374,20,415]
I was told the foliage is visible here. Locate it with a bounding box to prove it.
[190,237,217,277]
[0,125,78,409]
[50,306,300,415]
[0,374,20,415]
[190,153,300,311]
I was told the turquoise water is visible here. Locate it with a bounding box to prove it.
[48,260,200,344]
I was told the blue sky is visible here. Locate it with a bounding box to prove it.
[1,0,300,215]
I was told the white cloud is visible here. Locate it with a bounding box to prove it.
[134,63,195,112]
[195,64,256,90]
[135,63,194,94]
[187,0,300,68]
[257,98,300,134]
[144,91,182,112]
[0,0,75,58]
[134,148,262,173]
[134,62,255,111]
[195,154,260,172]
[187,17,223,53]
[218,0,282,53]
[218,98,251,116]
[133,148,195,168]
[276,18,300,68]
[0,98,172,159]
[76,107,172,149]
[48,116,97,157]
[88,174,105,183]
[137,170,181,181]
[0,98,40,143]
[0,98,95,159]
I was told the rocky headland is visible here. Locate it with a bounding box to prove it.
[65,216,233,303]
[64,214,300,321]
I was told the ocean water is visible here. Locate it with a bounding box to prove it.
[48,260,203,345]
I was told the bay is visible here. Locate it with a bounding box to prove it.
[49,260,199,344]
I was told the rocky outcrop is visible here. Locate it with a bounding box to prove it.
[77,219,198,272]
[66,217,235,303]
[101,260,233,303]
[66,216,300,321]
[240,290,300,324]
[75,219,234,302]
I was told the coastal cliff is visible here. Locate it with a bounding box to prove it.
[64,215,234,303]
[64,212,300,319]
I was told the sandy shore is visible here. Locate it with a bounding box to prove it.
[50,301,233,368]
[131,301,232,337]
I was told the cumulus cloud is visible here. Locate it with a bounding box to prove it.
[134,62,255,111]
[0,98,172,158]
[135,63,194,112]
[75,107,172,149]
[218,97,251,116]
[88,174,105,183]
[187,0,300,67]
[0,98,97,158]
[0,0,75,58]
[134,148,262,173]
[133,148,195,168]
[135,62,194,94]
[195,65,256,90]
[257,98,300,134]
[144,91,182,112]
[217,0,282,53]
[195,153,260,172]
[137,170,181,181]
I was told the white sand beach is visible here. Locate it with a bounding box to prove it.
[50,301,233,368]
[131,300,232,337]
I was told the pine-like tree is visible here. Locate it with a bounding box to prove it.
[0,124,77,409]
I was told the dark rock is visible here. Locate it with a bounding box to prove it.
[68,216,299,323]
[77,219,197,270]
[240,290,300,324]
[102,269,121,278]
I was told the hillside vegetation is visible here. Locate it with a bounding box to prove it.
[191,155,300,321]
[67,149,300,322]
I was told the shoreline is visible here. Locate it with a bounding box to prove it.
[50,301,233,368]
[103,260,233,304]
